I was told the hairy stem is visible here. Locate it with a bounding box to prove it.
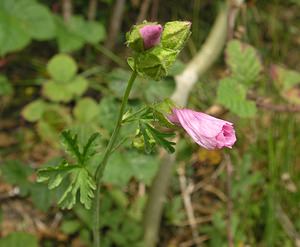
[93,70,138,247]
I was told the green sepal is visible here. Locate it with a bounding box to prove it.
[134,47,178,80]
[126,21,158,53]
[161,21,191,51]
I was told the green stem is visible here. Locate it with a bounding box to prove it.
[93,69,138,247]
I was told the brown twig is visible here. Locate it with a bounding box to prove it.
[248,92,300,113]
[150,0,159,21]
[179,235,209,247]
[276,205,300,247]
[143,150,176,247]
[227,0,244,40]
[179,215,212,227]
[177,164,200,246]
[62,0,72,23]
[224,154,234,247]
[172,4,230,107]
[100,0,126,66]
[193,161,226,192]
[88,0,98,21]
[136,0,152,23]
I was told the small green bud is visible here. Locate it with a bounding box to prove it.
[161,21,192,51]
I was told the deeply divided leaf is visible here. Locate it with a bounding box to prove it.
[37,162,96,209]
[61,130,82,163]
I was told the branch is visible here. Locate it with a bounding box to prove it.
[177,164,200,246]
[88,0,98,21]
[248,92,300,113]
[276,204,300,247]
[62,0,72,23]
[172,4,229,107]
[100,0,126,66]
[136,0,152,23]
[150,0,159,21]
[143,149,176,246]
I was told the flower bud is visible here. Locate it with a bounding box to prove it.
[140,24,163,49]
[161,21,191,51]
[126,22,163,52]
[168,108,236,150]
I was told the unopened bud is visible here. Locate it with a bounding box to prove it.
[162,21,191,51]
[126,22,163,52]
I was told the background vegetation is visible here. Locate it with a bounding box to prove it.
[1,0,300,246]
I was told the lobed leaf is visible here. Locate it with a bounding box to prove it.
[217,78,256,117]
[47,54,77,83]
[0,0,55,56]
[226,40,262,86]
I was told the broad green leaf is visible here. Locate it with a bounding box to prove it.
[43,77,88,102]
[66,76,88,96]
[107,69,142,99]
[0,160,33,196]
[102,152,133,187]
[67,16,106,44]
[144,78,175,103]
[0,232,38,247]
[74,98,99,123]
[0,13,30,56]
[54,15,85,53]
[29,184,53,212]
[22,99,46,122]
[47,54,77,83]
[43,80,73,102]
[36,105,71,144]
[217,78,256,117]
[17,0,55,40]
[60,220,82,234]
[226,40,262,86]
[271,65,300,90]
[271,65,300,105]
[103,149,159,187]
[0,0,55,56]
[98,97,119,132]
[108,188,129,208]
[129,152,159,185]
[54,15,106,53]
[0,75,13,96]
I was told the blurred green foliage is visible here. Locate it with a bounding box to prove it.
[0,0,300,246]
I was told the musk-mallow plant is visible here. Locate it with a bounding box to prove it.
[37,20,236,247]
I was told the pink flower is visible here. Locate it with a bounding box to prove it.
[168,108,236,150]
[139,24,163,50]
